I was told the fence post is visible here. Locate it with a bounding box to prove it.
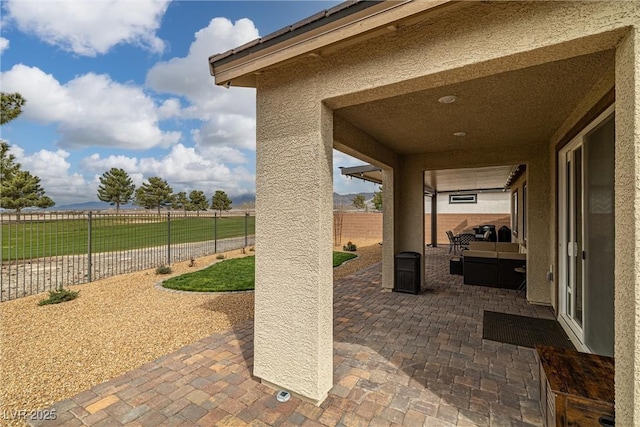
[245,212,248,248]
[87,211,92,282]
[167,212,171,265]
[214,212,218,253]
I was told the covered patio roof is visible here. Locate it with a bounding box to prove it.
[209,0,637,419]
[341,164,523,195]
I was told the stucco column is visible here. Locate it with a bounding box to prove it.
[614,28,640,426]
[254,90,333,404]
[525,153,552,305]
[382,168,395,290]
[397,157,425,288]
[431,193,438,248]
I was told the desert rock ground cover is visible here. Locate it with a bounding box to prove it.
[0,242,381,426]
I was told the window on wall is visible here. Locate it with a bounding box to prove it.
[512,190,518,236]
[449,194,477,204]
[523,183,527,243]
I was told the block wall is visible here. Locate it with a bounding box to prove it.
[334,212,511,245]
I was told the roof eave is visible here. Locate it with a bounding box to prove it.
[209,0,456,88]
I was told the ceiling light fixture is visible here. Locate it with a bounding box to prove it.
[453,131,467,137]
[438,95,457,104]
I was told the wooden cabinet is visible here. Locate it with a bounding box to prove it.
[537,345,614,427]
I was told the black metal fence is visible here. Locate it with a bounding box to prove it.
[0,211,255,301]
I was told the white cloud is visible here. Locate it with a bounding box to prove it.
[80,144,254,196]
[4,0,169,56]
[192,115,255,150]
[146,17,258,150]
[9,145,95,205]
[158,98,182,120]
[1,64,181,150]
[0,37,9,53]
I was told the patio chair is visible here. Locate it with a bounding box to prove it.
[456,233,475,251]
[446,230,459,254]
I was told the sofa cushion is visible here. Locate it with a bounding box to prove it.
[497,252,526,260]
[464,250,498,259]
[495,242,520,253]
[468,241,496,251]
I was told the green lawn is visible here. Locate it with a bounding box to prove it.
[162,252,357,292]
[1,215,255,260]
[333,251,357,267]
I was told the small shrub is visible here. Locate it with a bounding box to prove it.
[38,288,79,306]
[216,254,225,260]
[156,265,172,275]
[343,241,357,252]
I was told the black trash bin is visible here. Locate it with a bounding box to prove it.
[498,225,512,242]
[394,251,421,294]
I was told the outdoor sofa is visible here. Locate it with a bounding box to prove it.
[462,242,526,289]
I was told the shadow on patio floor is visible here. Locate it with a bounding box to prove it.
[32,247,548,427]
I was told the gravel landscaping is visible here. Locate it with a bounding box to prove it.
[0,242,381,426]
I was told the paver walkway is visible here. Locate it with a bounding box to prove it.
[32,247,551,426]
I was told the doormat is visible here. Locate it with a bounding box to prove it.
[483,311,575,350]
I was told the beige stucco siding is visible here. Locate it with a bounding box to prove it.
[614,28,640,426]
[382,168,396,291]
[397,157,427,287]
[249,0,640,412]
[319,1,631,110]
[254,74,334,402]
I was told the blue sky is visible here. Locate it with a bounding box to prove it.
[0,0,378,206]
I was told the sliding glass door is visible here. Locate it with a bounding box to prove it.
[558,106,614,356]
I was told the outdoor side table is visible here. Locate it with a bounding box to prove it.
[537,345,614,427]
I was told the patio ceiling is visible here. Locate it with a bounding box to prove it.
[337,50,612,193]
[334,50,614,155]
[341,164,518,194]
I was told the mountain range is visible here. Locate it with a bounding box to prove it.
[52,192,375,211]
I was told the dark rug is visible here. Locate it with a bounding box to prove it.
[483,310,576,350]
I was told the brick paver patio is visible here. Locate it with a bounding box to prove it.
[31,247,551,426]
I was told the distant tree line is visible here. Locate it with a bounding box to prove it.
[96,167,235,215]
[0,92,238,217]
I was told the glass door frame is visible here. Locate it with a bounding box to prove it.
[559,138,585,342]
[557,104,615,349]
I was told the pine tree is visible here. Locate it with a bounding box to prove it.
[189,190,208,216]
[172,191,190,216]
[1,94,55,217]
[0,169,55,217]
[135,177,173,215]
[0,141,19,184]
[1,92,26,125]
[211,190,232,216]
[97,168,135,213]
